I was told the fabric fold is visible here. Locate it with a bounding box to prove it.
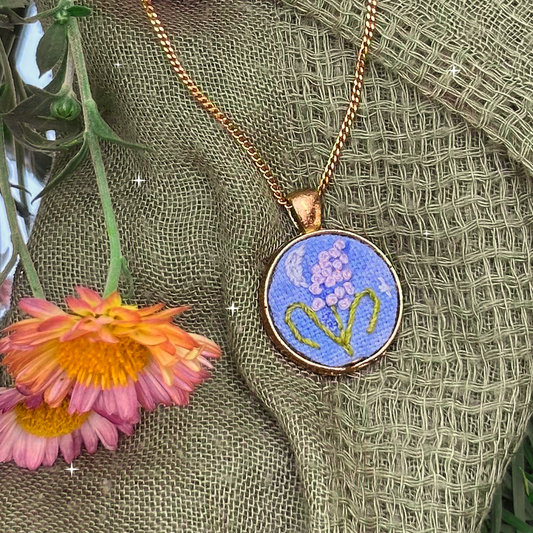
[280,0,533,179]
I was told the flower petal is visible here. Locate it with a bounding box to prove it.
[80,415,99,453]
[68,382,101,415]
[65,296,95,317]
[18,298,67,319]
[112,383,138,421]
[12,429,28,468]
[88,414,118,450]
[147,343,177,367]
[0,413,18,451]
[0,317,41,334]
[127,328,169,346]
[74,287,103,308]
[108,307,141,324]
[95,326,119,344]
[25,435,47,470]
[59,432,76,464]
[36,314,73,333]
[141,305,192,322]
[134,375,156,411]
[59,328,88,343]
[44,376,73,407]
[42,437,59,467]
[93,291,122,315]
[0,389,23,414]
[136,303,165,316]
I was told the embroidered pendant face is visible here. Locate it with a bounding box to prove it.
[259,229,403,375]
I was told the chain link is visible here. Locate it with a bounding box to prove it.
[140,0,377,212]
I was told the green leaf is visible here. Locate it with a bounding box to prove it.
[0,8,28,26]
[0,83,14,113]
[41,50,69,94]
[65,6,92,17]
[0,13,14,30]
[29,150,53,186]
[1,90,53,121]
[0,0,30,8]
[3,111,81,141]
[4,122,83,153]
[120,257,134,299]
[35,21,67,78]
[14,198,31,223]
[88,104,156,153]
[32,137,89,203]
[0,90,83,143]
[502,508,533,532]
[9,182,31,195]
[519,467,533,505]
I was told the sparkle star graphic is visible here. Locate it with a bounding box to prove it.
[447,64,461,78]
[378,277,394,298]
[132,174,145,187]
[65,462,79,477]
[226,302,239,316]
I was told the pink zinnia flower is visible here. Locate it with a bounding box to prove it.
[0,387,139,470]
[0,286,221,420]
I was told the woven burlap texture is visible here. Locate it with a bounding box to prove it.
[1,0,533,531]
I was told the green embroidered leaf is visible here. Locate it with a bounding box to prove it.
[32,137,89,203]
[35,21,67,77]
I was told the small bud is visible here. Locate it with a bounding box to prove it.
[54,9,70,25]
[50,94,81,121]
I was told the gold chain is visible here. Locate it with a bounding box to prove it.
[140,0,377,213]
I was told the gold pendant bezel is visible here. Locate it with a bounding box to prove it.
[259,228,404,376]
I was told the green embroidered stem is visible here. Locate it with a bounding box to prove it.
[342,288,380,345]
[285,288,381,357]
[330,304,345,334]
[285,302,325,349]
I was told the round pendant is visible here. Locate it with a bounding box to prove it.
[259,228,403,375]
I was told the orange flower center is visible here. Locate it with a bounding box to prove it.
[15,398,90,438]
[55,336,151,389]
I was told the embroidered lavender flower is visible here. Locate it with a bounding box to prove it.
[309,239,354,313]
[281,236,382,358]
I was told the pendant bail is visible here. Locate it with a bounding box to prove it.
[287,188,322,234]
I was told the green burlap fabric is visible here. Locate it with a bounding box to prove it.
[1,0,533,531]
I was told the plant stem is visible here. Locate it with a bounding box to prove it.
[23,0,70,25]
[66,15,123,299]
[0,38,45,299]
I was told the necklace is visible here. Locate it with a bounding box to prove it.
[140,0,403,375]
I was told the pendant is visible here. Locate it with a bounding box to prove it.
[259,189,403,375]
